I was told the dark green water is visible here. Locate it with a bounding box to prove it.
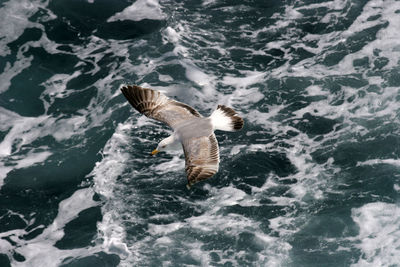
[1,0,400,266]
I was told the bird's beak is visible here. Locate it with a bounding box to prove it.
[151,149,159,155]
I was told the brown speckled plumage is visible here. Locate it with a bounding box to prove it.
[183,133,219,188]
[121,85,201,128]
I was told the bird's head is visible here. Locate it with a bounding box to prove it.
[151,136,173,155]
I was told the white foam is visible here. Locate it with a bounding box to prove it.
[222,71,265,90]
[98,211,130,258]
[184,63,209,87]
[153,155,184,174]
[89,121,136,260]
[357,159,400,167]
[39,189,98,240]
[296,0,347,10]
[0,0,48,56]
[306,85,329,96]
[163,26,181,44]
[90,122,132,199]
[351,202,400,266]
[13,151,52,169]
[0,110,87,157]
[158,74,173,82]
[0,111,54,187]
[39,71,82,112]
[183,61,216,97]
[161,23,220,100]
[108,0,165,22]
[229,86,264,107]
[0,109,91,189]
[148,222,183,235]
[0,188,101,267]
[182,185,291,265]
[0,3,60,94]
[0,165,12,188]
[0,31,135,189]
[0,55,33,94]
[202,0,216,6]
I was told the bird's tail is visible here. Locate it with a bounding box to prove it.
[210,105,244,131]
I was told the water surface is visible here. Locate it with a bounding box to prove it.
[1,0,400,266]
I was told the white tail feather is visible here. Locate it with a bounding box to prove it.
[210,105,244,132]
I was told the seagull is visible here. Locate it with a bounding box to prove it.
[121,85,244,188]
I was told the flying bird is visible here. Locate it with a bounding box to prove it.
[121,85,244,188]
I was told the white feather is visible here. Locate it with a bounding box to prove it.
[210,108,235,131]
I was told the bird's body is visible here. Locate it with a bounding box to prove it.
[121,85,243,188]
[176,117,213,140]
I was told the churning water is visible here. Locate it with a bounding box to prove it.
[1,0,400,266]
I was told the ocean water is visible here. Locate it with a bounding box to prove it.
[0,0,400,266]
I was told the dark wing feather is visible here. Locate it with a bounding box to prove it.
[183,133,220,188]
[121,85,201,128]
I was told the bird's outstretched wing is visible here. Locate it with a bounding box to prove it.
[121,85,201,128]
[182,133,220,188]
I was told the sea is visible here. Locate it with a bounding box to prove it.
[0,0,399,266]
